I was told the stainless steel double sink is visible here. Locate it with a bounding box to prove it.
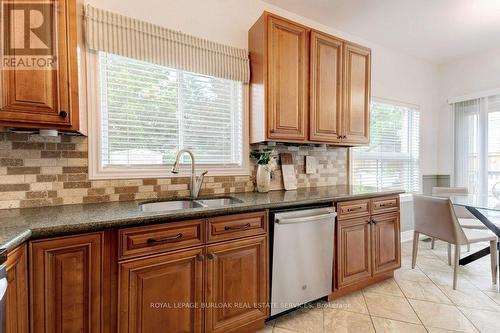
[140,197,243,212]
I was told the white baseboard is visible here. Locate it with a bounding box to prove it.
[401,230,414,242]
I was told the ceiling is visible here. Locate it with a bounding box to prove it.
[262,0,500,64]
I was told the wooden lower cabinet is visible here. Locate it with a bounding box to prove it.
[206,236,268,333]
[372,213,401,274]
[118,247,204,333]
[6,245,29,333]
[29,232,105,333]
[337,217,372,288]
[335,197,401,293]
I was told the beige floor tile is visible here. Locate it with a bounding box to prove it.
[371,317,426,333]
[459,307,500,333]
[363,279,405,297]
[465,274,499,291]
[483,290,500,305]
[364,293,420,324]
[426,327,476,333]
[408,299,476,332]
[396,279,452,304]
[437,284,500,311]
[424,271,476,289]
[394,267,432,283]
[327,291,368,314]
[274,306,323,333]
[323,309,374,333]
[416,257,453,273]
[273,328,297,333]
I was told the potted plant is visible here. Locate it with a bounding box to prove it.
[250,149,277,193]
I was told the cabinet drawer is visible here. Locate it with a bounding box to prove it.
[119,219,205,260]
[207,211,267,243]
[371,196,400,215]
[337,200,370,220]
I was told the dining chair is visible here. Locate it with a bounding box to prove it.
[412,195,497,289]
[431,187,482,251]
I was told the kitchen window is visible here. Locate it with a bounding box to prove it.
[352,100,421,192]
[88,52,247,179]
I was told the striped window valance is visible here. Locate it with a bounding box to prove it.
[84,5,250,82]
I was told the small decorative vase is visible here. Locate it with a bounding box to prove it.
[256,165,271,193]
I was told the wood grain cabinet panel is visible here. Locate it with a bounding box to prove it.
[0,0,82,133]
[207,211,267,243]
[29,233,104,333]
[372,213,401,274]
[343,42,371,145]
[118,247,204,333]
[206,236,268,333]
[310,31,343,143]
[267,15,309,141]
[6,245,28,333]
[337,217,372,288]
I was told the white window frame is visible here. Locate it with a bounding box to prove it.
[86,51,250,180]
[349,97,422,193]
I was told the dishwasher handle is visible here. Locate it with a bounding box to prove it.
[275,211,336,224]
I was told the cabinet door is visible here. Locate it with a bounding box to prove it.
[30,233,103,333]
[118,247,204,333]
[310,31,343,143]
[6,245,28,333]
[206,236,268,333]
[342,42,371,145]
[267,15,308,141]
[372,213,401,274]
[0,0,79,131]
[337,217,372,288]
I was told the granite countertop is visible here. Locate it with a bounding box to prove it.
[0,185,404,251]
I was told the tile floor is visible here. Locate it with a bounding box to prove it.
[258,239,500,333]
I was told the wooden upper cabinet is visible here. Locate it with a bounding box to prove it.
[309,31,343,143]
[205,236,268,333]
[249,12,371,145]
[249,12,309,143]
[29,233,104,333]
[343,42,371,145]
[372,213,401,275]
[118,247,204,333]
[6,245,29,333]
[266,15,309,141]
[0,0,82,133]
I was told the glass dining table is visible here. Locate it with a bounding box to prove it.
[436,194,500,276]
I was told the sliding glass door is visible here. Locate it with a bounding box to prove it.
[454,95,500,195]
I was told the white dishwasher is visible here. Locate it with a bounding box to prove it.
[270,206,336,316]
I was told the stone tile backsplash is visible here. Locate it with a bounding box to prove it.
[0,130,347,209]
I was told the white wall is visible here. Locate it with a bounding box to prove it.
[437,46,500,177]
[84,0,441,176]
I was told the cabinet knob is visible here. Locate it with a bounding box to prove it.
[208,253,215,260]
[372,219,377,224]
[59,111,68,118]
[270,129,275,133]
[343,135,347,139]
[196,254,204,261]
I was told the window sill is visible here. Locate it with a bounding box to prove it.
[89,165,251,180]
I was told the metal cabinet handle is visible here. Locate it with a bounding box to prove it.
[147,233,183,244]
[208,253,215,260]
[379,203,393,207]
[224,223,251,231]
[196,254,204,261]
[59,111,68,118]
[371,219,377,224]
[347,207,363,212]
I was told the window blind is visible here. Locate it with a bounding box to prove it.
[352,100,420,192]
[99,52,243,167]
[85,5,249,82]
